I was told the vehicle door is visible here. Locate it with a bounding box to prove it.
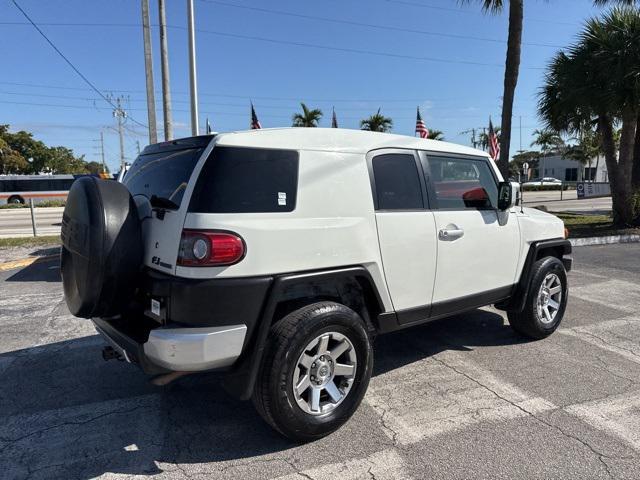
[369,149,437,323]
[422,152,520,310]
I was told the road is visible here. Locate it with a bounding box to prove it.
[0,194,614,238]
[0,207,64,238]
[522,191,612,213]
[1,243,639,479]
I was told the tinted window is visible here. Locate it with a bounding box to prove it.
[124,147,204,207]
[429,156,498,209]
[372,154,423,210]
[189,146,298,213]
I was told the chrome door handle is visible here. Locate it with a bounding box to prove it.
[439,225,464,241]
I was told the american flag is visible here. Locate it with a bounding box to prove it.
[331,107,338,128]
[250,103,262,129]
[488,118,500,161]
[415,107,428,139]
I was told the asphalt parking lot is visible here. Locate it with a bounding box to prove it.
[1,244,640,479]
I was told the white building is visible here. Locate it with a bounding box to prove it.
[532,154,608,182]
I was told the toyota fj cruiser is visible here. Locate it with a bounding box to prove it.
[61,128,571,441]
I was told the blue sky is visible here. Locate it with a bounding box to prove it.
[1,0,604,172]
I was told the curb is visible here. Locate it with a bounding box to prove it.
[570,234,640,247]
[0,255,59,272]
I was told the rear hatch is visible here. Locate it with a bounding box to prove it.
[122,136,213,276]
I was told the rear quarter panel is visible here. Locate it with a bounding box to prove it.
[179,149,392,309]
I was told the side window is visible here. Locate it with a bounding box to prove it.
[189,146,299,213]
[372,153,423,210]
[428,156,498,210]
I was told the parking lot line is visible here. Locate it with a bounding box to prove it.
[566,389,640,452]
[558,315,640,365]
[570,278,640,314]
[274,449,413,480]
[365,352,558,445]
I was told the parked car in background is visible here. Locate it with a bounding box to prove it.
[523,177,563,186]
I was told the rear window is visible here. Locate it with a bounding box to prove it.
[123,147,204,206]
[189,146,299,213]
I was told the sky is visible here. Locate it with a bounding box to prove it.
[0,0,605,172]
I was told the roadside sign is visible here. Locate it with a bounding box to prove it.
[577,182,611,199]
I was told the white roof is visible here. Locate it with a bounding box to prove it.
[215,127,488,157]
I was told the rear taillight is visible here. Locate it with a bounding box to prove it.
[177,230,245,266]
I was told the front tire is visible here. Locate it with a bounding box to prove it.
[508,256,568,339]
[252,302,373,442]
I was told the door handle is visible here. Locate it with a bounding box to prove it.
[439,224,464,241]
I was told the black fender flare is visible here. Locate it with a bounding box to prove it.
[221,266,384,400]
[496,238,572,313]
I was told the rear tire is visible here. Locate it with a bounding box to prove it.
[252,302,373,442]
[7,195,24,205]
[508,256,568,339]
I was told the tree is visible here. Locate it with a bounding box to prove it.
[0,124,90,174]
[427,129,444,140]
[360,109,393,132]
[538,7,640,225]
[0,137,29,174]
[510,150,539,179]
[460,0,523,178]
[292,103,323,127]
[562,128,602,181]
[85,161,109,174]
[531,129,564,156]
[478,126,501,151]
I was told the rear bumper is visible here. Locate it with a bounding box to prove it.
[92,317,247,373]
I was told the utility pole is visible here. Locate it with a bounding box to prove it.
[519,115,522,153]
[112,96,127,172]
[136,140,141,155]
[187,0,199,136]
[141,0,158,144]
[158,0,173,140]
[100,131,106,173]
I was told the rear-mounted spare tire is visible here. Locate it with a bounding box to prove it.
[61,177,142,318]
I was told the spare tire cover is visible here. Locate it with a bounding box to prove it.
[61,177,142,318]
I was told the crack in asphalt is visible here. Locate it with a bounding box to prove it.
[0,403,154,454]
[577,329,640,361]
[431,355,628,479]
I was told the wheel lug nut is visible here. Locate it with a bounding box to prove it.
[312,362,316,368]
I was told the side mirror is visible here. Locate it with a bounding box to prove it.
[497,181,519,210]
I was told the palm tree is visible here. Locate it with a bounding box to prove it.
[427,130,444,141]
[360,109,393,132]
[292,103,323,127]
[460,0,523,178]
[478,126,501,151]
[538,7,640,225]
[531,129,564,155]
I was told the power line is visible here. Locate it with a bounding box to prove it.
[10,0,148,129]
[0,89,537,112]
[4,14,545,70]
[198,0,562,48]
[0,99,531,122]
[383,0,578,26]
[2,5,563,49]
[0,80,541,105]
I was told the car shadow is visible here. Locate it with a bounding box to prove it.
[1,309,525,478]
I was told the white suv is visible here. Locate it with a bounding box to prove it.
[61,128,571,441]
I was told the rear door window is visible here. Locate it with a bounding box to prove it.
[371,153,424,210]
[189,146,299,213]
[123,147,205,207]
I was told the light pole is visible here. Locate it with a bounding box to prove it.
[187,0,199,136]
